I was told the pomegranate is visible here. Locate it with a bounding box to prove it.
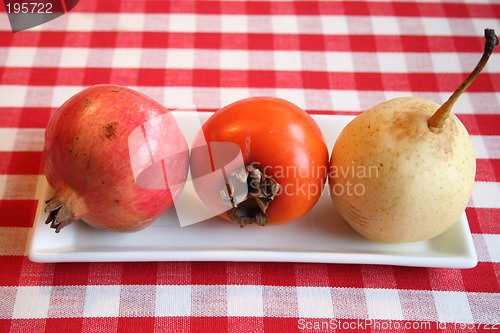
[43,84,189,232]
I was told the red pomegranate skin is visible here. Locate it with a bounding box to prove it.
[44,84,189,232]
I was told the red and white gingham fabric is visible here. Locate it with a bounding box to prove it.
[1,1,499,332]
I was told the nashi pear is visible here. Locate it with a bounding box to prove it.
[329,29,497,243]
[330,97,475,243]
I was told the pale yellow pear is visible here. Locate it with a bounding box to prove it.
[329,29,497,243]
[330,97,475,243]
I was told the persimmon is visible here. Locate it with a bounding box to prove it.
[190,97,328,226]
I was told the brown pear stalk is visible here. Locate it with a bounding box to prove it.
[428,29,498,133]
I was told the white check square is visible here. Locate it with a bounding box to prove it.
[12,286,52,319]
[83,285,121,317]
[227,285,264,317]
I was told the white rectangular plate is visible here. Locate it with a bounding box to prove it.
[28,112,478,268]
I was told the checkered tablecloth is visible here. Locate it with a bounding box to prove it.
[1,0,499,332]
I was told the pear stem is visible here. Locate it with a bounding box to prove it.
[428,29,498,133]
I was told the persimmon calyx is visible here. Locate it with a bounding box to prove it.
[221,164,280,227]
